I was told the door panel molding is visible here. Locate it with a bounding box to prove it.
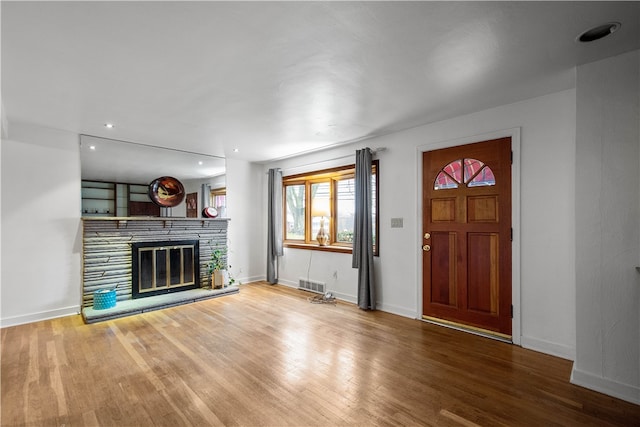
[467,232,499,314]
[431,198,457,222]
[429,231,457,306]
[468,195,499,222]
[416,128,521,345]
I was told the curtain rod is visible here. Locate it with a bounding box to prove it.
[270,147,386,175]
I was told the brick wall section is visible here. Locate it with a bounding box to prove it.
[82,218,229,307]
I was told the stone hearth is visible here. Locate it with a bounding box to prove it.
[81,286,238,323]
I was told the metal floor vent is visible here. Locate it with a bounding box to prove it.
[298,278,325,294]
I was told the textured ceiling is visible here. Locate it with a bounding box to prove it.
[2,1,639,181]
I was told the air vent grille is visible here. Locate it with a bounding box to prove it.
[298,278,325,294]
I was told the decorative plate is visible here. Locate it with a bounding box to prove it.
[203,206,218,218]
[148,176,185,207]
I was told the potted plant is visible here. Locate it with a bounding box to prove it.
[208,248,227,289]
[206,240,237,289]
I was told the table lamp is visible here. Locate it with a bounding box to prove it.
[312,200,330,246]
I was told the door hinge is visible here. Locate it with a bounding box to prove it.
[511,305,514,318]
[511,151,513,164]
[510,228,513,241]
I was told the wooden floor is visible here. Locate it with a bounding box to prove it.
[2,282,639,426]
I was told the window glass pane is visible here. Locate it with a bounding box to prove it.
[336,178,355,243]
[464,158,485,183]
[311,182,331,240]
[371,173,377,247]
[468,166,496,187]
[434,171,459,190]
[285,185,305,240]
[443,159,463,183]
[213,195,226,210]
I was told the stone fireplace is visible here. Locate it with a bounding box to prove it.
[81,217,229,308]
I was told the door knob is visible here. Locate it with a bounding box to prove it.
[424,232,431,240]
[423,245,431,252]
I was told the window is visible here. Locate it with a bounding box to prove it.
[210,187,227,213]
[434,158,495,190]
[283,161,379,254]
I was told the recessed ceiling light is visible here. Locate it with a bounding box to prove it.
[89,145,96,150]
[198,161,203,165]
[577,22,621,43]
[104,123,115,129]
[233,148,239,153]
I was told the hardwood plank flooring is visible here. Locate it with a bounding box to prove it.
[2,281,639,426]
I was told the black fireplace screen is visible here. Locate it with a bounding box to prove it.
[132,240,199,299]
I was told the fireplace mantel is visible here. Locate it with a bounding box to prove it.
[83,216,230,224]
[81,217,230,308]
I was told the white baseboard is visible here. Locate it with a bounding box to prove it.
[275,280,415,318]
[276,280,355,305]
[520,335,575,361]
[1,306,80,328]
[571,367,640,405]
[375,301,416,319]
[331,291,356,304]
[237,275,265,285]
[275,278,298,288]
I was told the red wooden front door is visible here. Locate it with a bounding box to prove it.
[422,138,512,337]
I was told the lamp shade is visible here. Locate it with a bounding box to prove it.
[311,198,330,217]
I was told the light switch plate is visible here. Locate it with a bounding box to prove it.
[391,217,403,228]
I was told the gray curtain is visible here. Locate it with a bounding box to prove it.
[352,148,376,310]
[267,168,284,284]
[201,183,211,208]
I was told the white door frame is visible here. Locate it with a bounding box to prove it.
[416,127,521,345]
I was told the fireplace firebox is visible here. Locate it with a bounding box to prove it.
[132,240,200,299]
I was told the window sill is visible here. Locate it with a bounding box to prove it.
[284,243,352,254]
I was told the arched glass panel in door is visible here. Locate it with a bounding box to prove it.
[434,158,495,190]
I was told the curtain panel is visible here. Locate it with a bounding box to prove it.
[267,168,284,284]
[352,148,376,310]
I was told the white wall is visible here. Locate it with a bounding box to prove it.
[1,122,82,327]
[264,89,577,360]
[225,157,264,284]
[0,115,3,322]
[573,50,640,404]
